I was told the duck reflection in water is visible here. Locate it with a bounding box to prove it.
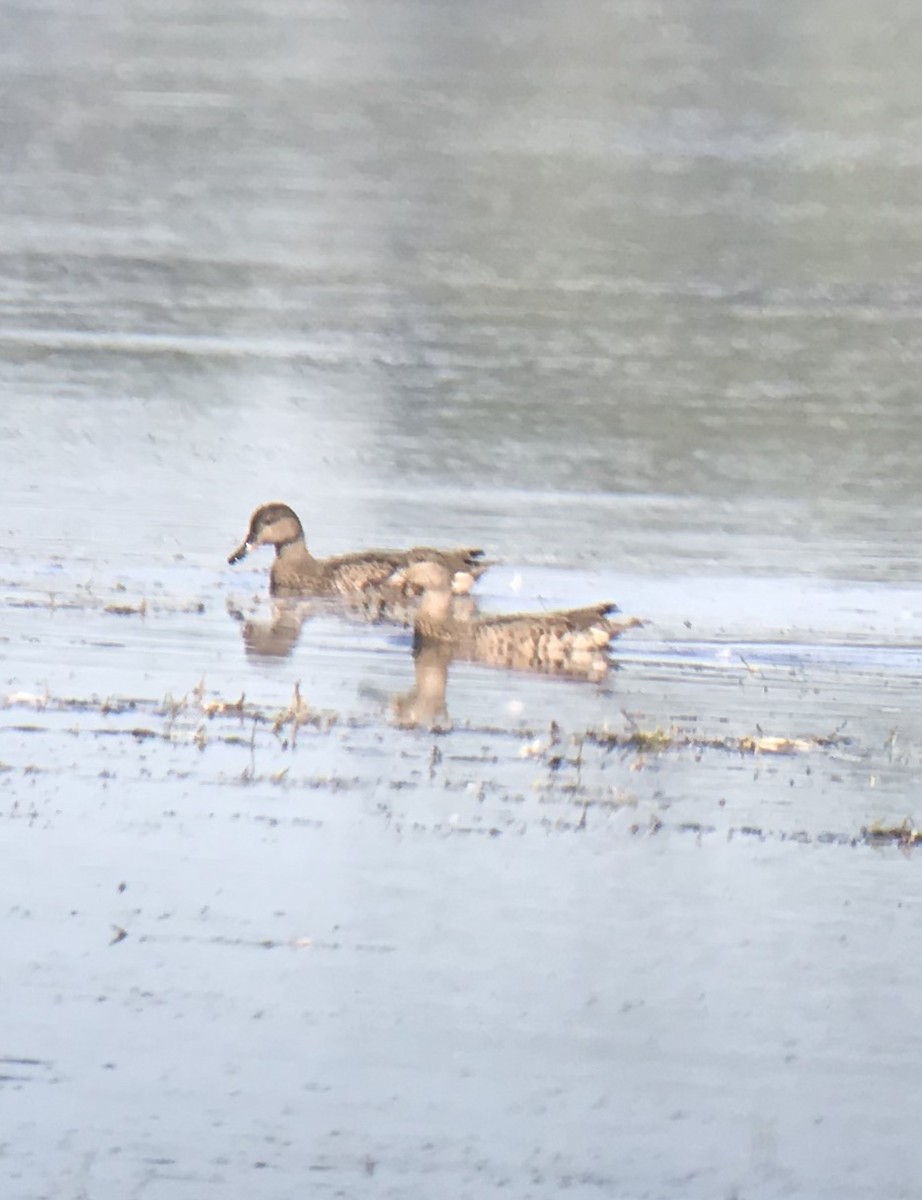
[227,589,481,660]
[390,640,454,730]
[226,597,314,658]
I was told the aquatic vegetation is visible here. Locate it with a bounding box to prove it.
[585,725,849,757]
[0,679,915,854]
[862,818,922,847]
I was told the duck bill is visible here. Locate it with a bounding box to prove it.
[227,540,251,565]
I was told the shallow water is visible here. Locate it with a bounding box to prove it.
[2,1,922,1198]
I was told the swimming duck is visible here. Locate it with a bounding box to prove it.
[391,561,641,678]
[227,502,489,599]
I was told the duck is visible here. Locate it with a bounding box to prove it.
[390,560,641,678]
[227,502,489,599]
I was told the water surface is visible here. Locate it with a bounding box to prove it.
[2,1,922,1197]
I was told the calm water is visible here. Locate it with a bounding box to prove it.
[2,1,922,1197]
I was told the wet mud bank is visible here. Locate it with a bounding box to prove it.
[3,557,921,1200]
[3,599,922,1200]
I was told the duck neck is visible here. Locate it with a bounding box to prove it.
[415,586,455,639]
[275,536,313,563]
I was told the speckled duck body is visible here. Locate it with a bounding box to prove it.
[394,561,641,678]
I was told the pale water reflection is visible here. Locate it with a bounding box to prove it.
[2,0,922,1197]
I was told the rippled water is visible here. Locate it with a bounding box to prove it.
[2,1,922,1197]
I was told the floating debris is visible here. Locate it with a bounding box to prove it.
[518,738,544,759]
[2,690,53,710]
[586,725,848,757]
[862,818,922,847]
[272,681,336,741]
[201,694,246,718]
[103,601,147,617]
[625,728,673,753]
[7,593,204,615]
[737,735,817,755]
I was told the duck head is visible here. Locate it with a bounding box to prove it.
[228,502,305,564]
[388,560,455,626]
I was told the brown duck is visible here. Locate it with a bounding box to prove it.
[391,561,641,678]
[227,502,489,599]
